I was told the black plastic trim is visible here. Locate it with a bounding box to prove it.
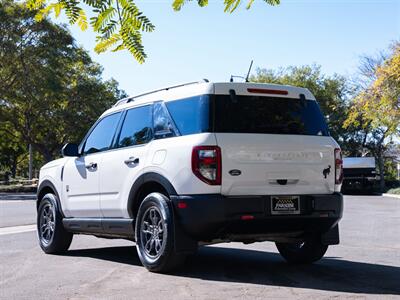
[127,172,177,218]
[170,192,343,242]
[37,180,64,217]
[63,218,134,238]
[321,224,340,245]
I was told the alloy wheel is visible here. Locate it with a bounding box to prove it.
[140,207,166,258]
[39,202,55,245]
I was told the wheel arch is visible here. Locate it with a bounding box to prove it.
[37,180,64,216]
[127,172,177,219]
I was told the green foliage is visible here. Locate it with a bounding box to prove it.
[384,158,399,181]
[25,0,155,63]
[0,124,26,177]
[0,1,126,176]
[172,0,280,12]
[25,0,280,63]
[386,187,400,195]
[345,42,400,138]
[344,42,400,190]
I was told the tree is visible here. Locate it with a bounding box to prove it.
[344,42,400,191]
[0,124,26,178]
[25,0,280,63]
[0,1,126,173]
[250,65,358,152]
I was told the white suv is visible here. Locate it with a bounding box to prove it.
[37,80,343,272]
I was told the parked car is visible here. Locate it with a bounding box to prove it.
[36,80,343,272]
[342,157,377,193]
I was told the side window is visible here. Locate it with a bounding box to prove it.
[117,105,153,148]
[153,102,179,139]
[165,95,210,135]
[83,112,122,155]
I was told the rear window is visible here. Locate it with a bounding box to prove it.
[213,95,329,136]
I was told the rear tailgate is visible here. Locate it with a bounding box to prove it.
[216,134,336,196]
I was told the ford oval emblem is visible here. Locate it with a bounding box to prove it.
[229,169,242,176]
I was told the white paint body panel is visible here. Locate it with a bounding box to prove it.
[145,133,220,195]
[62,154,102,217]
[214,82,316,99]
[38,158,65,213]
[99,144,151,218]
[215,133,338,195]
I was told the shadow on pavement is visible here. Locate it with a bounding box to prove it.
[65,245,400,295]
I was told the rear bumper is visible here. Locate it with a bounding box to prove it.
[170,193,343,242]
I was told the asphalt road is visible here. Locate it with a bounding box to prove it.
[0,195,399,299]
[0,200,36,228]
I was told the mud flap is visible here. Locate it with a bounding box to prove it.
[321,224,339,245]
[169,201,198,254]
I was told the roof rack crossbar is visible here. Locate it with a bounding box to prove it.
[113,79,209,107]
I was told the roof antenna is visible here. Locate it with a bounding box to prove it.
[245,60,253,82]
[230,60,254,82]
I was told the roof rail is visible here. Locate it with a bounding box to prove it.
[113,79,210,107]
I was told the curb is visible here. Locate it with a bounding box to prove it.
[0,193,36,201]
[382,193,400,199]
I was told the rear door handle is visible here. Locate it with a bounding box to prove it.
[85,162,97,170]
[124,157,139,165]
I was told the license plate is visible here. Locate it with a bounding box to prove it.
[271,196,300,215]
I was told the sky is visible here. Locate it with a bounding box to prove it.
[55,0,400,96]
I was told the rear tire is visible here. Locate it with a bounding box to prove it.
[276,238,328,264]
[135,192,186,272]
[37,193,73,254]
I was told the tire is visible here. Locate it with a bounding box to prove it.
[135,192,186,272]
[276,238,328,264]
[37,193,73,254]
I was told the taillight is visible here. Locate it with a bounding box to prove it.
[191,146,221,185]
[334,148,343,184]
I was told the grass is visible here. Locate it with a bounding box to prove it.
[386,187,400,195]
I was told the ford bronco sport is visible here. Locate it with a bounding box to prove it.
[37,80,343,272]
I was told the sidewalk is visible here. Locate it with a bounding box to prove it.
[382,193,400,199]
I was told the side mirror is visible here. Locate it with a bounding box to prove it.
[61,143,79,157]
